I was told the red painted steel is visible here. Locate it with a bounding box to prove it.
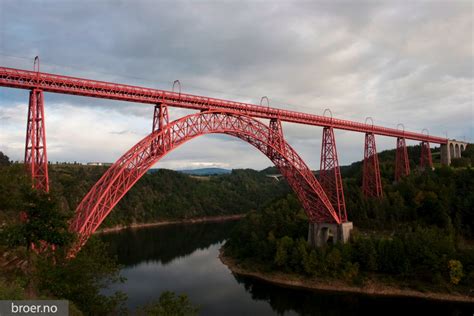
[267,118,285,159]
[0,66,447,144]
[152,103,171,155]
[362,133,383,198]
[420,141,433,169]
[69,110,341,254]
[395,137,410,181]
[152,103,169,133]
[265,117,333,224]
[25,89,49,192]
[319,127,347,222]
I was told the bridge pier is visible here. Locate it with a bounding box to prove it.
[362,132,383,198]
[25,88,49,192]
[24,57,49,193]
[320,126,347,222]
[420,141,433,169]
[395,137,410,181]
[441,140,468,166]
[307,222,353,247]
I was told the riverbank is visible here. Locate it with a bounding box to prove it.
[219,248,474,304]
[95,214,245,234]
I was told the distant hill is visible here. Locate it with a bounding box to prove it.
[259,166,279,174]
[177,168,231,176]
[259,144,453,181]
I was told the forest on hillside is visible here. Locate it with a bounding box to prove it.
[0,153,289,227]
[224,145,474,295]
[0,144,473,312]
[1,143,473,229]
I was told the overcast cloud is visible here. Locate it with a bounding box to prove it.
[0,0,472,170]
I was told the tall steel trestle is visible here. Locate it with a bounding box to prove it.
[0,60,448,254]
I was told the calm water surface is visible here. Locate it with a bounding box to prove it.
[100,221,473,315]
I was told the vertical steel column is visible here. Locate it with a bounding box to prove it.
[268,118,285,158]
[362,132,382,198]
[152,103,170,154]
[319,127,347,222]
[395,137,410,181]
[420,141,433,169]
[25,89,49,192]
[152,103,169,132]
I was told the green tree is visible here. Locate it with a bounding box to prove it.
[326,247,343,276]
[302,249,320,276]
[401,226,455,280]
[0,151,10,166]
[139,291,199,316]
[1,189,74,250]
[352,237,377,271]
[447,260,463,285]
[376,238,408,274]
[274,236,294,268]
[451,157,470,168]
[0,278,25,300]
[341,261,359,283]
[290,238,309,272]
[37,237,127,315]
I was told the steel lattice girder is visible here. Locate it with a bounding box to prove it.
[69,110,341,255]
[362,133,383,198]
[395,137,410,181]
[25,89,49,192]
[0,66,447,144]
[420,141,433,169]
[319,127,347,222]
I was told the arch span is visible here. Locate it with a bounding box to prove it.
[70,110,339,252]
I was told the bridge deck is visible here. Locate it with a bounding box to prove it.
[0,66,447,144]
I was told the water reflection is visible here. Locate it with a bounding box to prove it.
[233,275,472,316]
[101,221,473,316]
[100,221,236,266]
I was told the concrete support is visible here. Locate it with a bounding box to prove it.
[440,144,449,165]
[308,222,353,247]
[441,140,468,166]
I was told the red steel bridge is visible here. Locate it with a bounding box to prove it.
[0,58,447,253]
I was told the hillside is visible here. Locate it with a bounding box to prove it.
[0,143,471,229]
[0,160,290,228]
[177,168,232,175]
[223,145,474,298]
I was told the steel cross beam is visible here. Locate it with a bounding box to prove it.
[0,66,447,144]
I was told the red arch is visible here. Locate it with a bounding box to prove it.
[70,110,340,252]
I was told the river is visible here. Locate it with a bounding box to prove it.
[100,220,472,315]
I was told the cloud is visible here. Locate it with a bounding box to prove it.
[0,0,472,169]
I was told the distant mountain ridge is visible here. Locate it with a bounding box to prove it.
[177,168,232,175]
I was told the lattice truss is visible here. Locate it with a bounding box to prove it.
[395,137,410,182]
[0,66,447,143]
[362,133,383,198]
[69,109,342,253]
[319,127,347,222]
[25,89,49,192]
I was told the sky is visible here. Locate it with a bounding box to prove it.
[0,0,473,170]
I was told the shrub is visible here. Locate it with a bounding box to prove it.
[139,291,199,316]
[447,260,463,285]
[451,157,470,168]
